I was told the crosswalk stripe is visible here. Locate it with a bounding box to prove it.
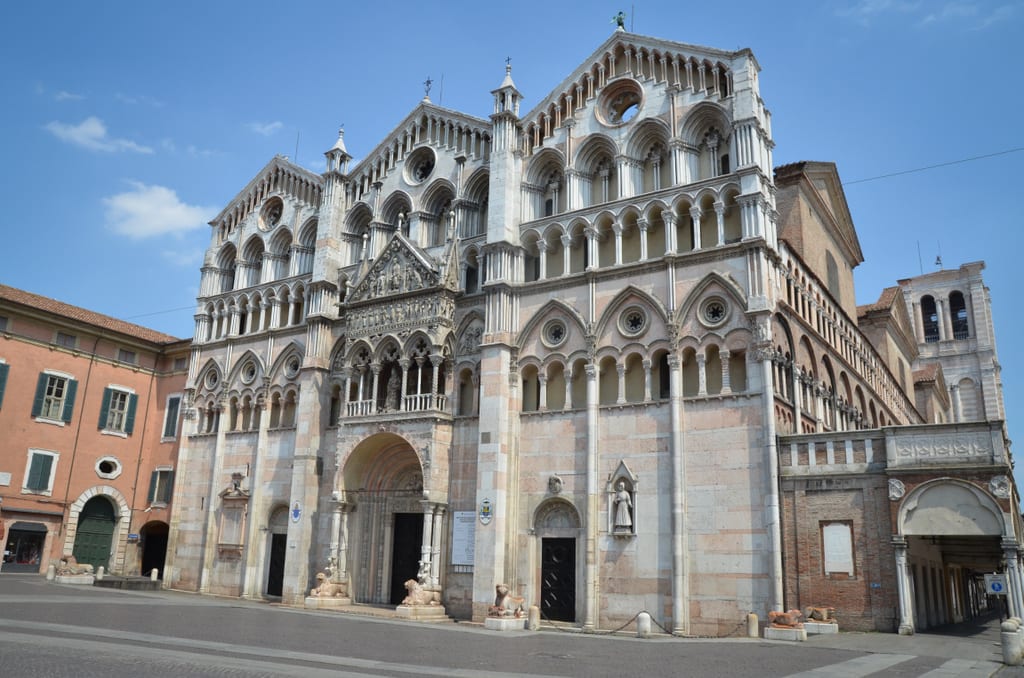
[918,658,1000,678]
[783,653,917,677]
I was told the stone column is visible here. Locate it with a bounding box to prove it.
[612,221,623,265]
[430,354,443,409]
[720,350,732,395]
[642,359,653,402]
[538,373,548,411]
[697,354,707,396]
[690,207,702,250]
[370,364,381,414]
[584,362,600,631]
[1004,540,1024,618]
[419,501,434,584]
[241,393,271,598]
[616,363,626,404]
[663,212,677,255]
[668,354,689,634]
[714,201,725,246]
[430,505,444,587]
[564,368,573,410]
[561,235,572,276]
[338,502,350,582]
[950,384,962,423]
[893,536,915,634]
[399,359,410,412]
[637,218,649,261]
[939,297,954,342]
[537,240,549,280]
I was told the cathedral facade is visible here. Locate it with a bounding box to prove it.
[164,29,1018,636]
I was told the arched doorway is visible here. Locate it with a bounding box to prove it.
[73,496,116,571]
[341,433,428,604]
[139,521,169,578]
[534,499,582,623]
[897,479,1011,632]
[265,506,288,597]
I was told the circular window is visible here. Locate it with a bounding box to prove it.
[597,78,644,127]
[619,306,648,338]
[241,360,258,385]
[95,456,122,480]
[404,147,436,185]
[205,370,219,389]
[699,297,730,328]
[285,356,301,378]
[259,197,284,232]
[542,319,568,348]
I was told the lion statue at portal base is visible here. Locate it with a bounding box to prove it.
[401,578,440,606]
[310,572,348,598]
[488,583,526,618]
[56,554,94,576]
[767,609,804,629]
[804,606,837,623]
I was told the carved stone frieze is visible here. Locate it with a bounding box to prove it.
[891,431,993,466]
[349,237,438,303]
[346,294,455,339]
[990,475,1011,499]
[888,478,906,500]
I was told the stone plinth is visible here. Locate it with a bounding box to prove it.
[395,605,448,621]
[304,596,352,610]
[54,574,95,585]
[485,616,526,631]
[804,622,838,635]
[764,627,807,641]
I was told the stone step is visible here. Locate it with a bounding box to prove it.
[93,576,162,591]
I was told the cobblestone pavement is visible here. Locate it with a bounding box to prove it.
[0,574,1013,677]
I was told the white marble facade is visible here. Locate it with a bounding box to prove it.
[163,28,1014,636]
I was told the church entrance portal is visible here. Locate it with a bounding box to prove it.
[390,513,424,604]
[266,507,288,597]
[541,538,576,621]
[139,521,168,578]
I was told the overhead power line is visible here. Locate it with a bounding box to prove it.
[843,147,1024,186]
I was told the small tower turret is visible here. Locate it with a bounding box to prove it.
[487,61,523,246]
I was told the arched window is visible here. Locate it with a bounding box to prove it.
[920,295,939,343]
[950,291,969,339]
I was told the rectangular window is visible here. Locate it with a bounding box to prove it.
[32,372,77,423]
[118,348,137,364]
[55,332,77,349]
[148,468,175,505]
[162,394,182,439]
[0,315,8,332]
[173,357,188,371]
[24,449,58,494]
[0,361,8,410]
[98,386,138,434]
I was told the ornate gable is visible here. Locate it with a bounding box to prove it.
[348,234,438,304]
[209,156,323,236]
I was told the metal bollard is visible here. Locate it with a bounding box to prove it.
[747,612,759,638]
[46,563,56,581]
[637,612,652,638]
[96,566,105,581]
[1001,620,1022,665]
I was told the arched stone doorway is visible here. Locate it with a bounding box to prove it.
[139,521,169,578]
[340,433,441,605]
[893,478,1014,634]
[533,499,582,623]
[73,497,116,571]
[265,506,288,597]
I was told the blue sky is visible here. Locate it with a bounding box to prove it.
[2,1,1021,462]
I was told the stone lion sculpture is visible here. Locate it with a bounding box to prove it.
[805,606,837,623]
[56,554,94,576]
[309,572,347,598]
[488,583,526,618]
[401,578,440,606]
[767,609,804,628]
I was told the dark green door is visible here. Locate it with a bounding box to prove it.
[72,497,115,571]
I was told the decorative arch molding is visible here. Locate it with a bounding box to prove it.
[195,358,225,395]
[267,341,305,384]
[625,117,671,159]
[678,101,732,146]
[339,431,430,499]
[420,178,458,214]
[532,498,582,532]
[525,147,567,185]
[595,284,670,339]
[227,350,267,389]
[674,271,749,327]
[516,299,589,353]
[64,486,132,573]
[573,133,618,173]
[898,478,1007,537]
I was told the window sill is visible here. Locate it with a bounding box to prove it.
[21,487,53,497]
[34,417,65,427]
[160,436,177,443]
[100,429,128,439]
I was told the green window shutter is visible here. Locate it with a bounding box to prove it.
[98,387,113,429]
[147,470,158,503]
[124,394,138,434]
[161,471,175,503]
[0,363,9,410]
[163,396,181,438]
[31,373,47,417]
[61,379,77,423]
[27,454,53,491]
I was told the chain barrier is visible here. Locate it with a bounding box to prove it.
[537,608,751,639]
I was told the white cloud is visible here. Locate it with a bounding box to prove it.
[838,0,1015,29]
[45,116,153,154]
[103,182,216,239]
[837,0,921,25]
[247,121,283,136]
[54,90,84,102]
[920,2,1017,28]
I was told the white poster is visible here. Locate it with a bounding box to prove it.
[822,522,854,575]
[451,511,476,566]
